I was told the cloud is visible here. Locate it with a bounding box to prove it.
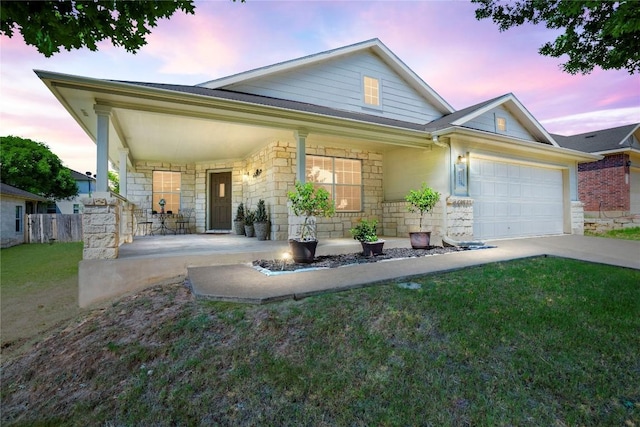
[540,107,640,135]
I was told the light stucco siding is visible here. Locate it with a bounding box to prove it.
[383,145,450,201]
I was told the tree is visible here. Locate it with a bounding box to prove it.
[0,0,196,57]
[108,170,119,193]
[472,0,640,74]
[0,136,78,200]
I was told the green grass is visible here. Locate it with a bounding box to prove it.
[0,242,83,291]
[1,242,83,350]
[2,256,638,426]
[585,226,640,240]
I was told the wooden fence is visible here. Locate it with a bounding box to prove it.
[26,214,83,243]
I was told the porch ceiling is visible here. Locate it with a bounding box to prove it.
[114,109,292,164]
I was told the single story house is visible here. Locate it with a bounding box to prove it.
[55,169,96,214]
[554,123,640,216]
[36,38,599,260]
[0,182,49,248]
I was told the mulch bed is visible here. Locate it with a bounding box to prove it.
[253,246,466,273]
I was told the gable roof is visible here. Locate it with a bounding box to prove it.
[198,38,455,115]
[552,123,640,154]
[425,93,557,145]
[69,169,95,181]
[0,183,49,202]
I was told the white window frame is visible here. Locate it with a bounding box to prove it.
[15,206,23,233]
[362,75,381,108]
[496,116,507,132]
[306,155,363,212]
[152,171,182,213]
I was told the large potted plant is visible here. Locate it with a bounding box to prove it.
[350,218,384,256]
[234,202,245,235]
[254,199,269,241]
[244,209,255,238]
[405,183,440,249]
[287,181,336,263]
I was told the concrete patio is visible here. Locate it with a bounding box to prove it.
[79,233,640,308]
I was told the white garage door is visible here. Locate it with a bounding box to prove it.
[470,158,564,240]
[630,169,640,214]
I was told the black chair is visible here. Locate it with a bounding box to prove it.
[134,208,154,236]
[176,208,194,234]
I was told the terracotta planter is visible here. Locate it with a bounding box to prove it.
[361,240,385,256]
[254,222,269,240]
[244,224,255,238]
[288,239,318,263]
[234,220,245,235]
[409,232,431,249]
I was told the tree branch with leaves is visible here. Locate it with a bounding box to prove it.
[473,0,640,74]
[0,0,196,57]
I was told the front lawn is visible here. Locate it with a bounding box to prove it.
[585,226,640,240]
[2,256,638,426]
[0,242,83,356]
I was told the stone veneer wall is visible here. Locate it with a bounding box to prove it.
[571,201,585,235]
[291,144,384,240]
[126,142,383,240]
[81,193,121,259]
[127,161,197,231]
[584,215,640,233]
[445,197,474,238]
[240,141,293,240]
[382,200,445,240]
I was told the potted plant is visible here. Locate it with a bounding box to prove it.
[350,218,385,256]
[405,183,440,249]
[287,181,336,263]
[234,202,245,235]
[254,199,269,240]
[244,209,255,238]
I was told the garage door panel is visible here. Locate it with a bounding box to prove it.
[472,159,563,239]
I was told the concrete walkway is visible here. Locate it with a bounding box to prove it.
[188,235,640,304]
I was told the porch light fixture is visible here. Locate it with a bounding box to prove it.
[252,169,263,178]
[456,155,467,164]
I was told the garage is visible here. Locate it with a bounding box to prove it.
[630,168,640,214]
[470,157,564,240]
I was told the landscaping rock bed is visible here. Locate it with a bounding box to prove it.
[253,246,465,273]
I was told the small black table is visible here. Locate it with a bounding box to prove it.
[152,212,175,235]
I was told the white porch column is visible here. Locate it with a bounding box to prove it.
[118,148,129,198]
[294,130,309,183]
[93,105,112,193]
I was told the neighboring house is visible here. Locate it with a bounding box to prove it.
[554,123,640,216]
[0,183,49,248]
[55,169,96,214]
[36,38,599,259]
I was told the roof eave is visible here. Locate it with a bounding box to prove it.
[35,70,433,149]
[434,126,602,162]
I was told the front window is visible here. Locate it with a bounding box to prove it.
[153,171,181,213]
[306,155,362,211]
[73,204,80,214]
[15,206,23,232]
[496,116,507,132]
[363,76,380,106]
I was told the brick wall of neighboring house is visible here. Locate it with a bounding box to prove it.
[578,153,630,212]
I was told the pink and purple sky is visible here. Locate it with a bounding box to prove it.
[1,0,639,174]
